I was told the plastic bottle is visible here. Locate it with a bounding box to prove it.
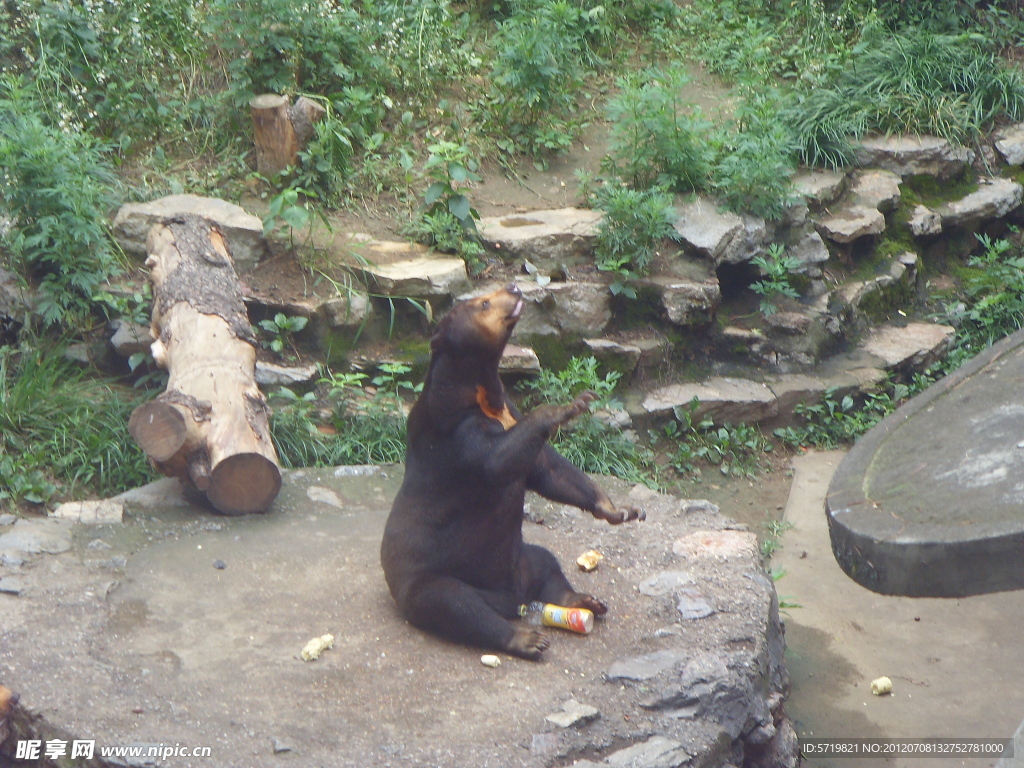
[518,601,594,634]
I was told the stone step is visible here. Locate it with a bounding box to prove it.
[356,254,470,300]
[632,320,955,430]
[852,134,974,180]
[477,208,602,271]
[935,177,1023,228]
[112,194,268,271]
[994,122,1024,166]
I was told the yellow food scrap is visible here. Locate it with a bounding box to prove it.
[480,654,501,668]
[301,634,335,661]
[870,676,892,695]
[576,549,603,572]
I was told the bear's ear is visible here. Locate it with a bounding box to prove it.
[430,312,455,354]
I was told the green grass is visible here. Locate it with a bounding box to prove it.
[784,29,1024,167]
[0,344,156,507]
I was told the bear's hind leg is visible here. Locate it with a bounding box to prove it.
[520,543,608,616]
[401,575,550,660]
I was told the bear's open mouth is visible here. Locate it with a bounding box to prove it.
[509,298,523,321]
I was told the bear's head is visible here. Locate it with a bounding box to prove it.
[430,283,523,359]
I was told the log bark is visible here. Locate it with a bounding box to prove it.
[129,214,281,515]
[250,94,325,177]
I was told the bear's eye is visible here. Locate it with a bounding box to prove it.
[481,300,490,309]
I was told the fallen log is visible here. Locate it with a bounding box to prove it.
[129,214,281,515]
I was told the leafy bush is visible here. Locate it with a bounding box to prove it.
[679,0,865,86]
[0,344,154,506]
[939,235,1024,370]
[1,0,210,142]
[784,28,1024,167]
[774,385,907,449]
[270,364,418,468]
[664,399,772,477]
[0,77,122,327]
[259,313,309,356]
[592,186,679,294]
[402,141,487,268]
[487,0,587,156]
[604,67,714,192]
[750,244,802,316]
[713,92,797,219]
[213,0,391,107]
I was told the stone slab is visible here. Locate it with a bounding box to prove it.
[814,206,885,244]
[792,169,846,208]
[51,500,124,525]
[112,195,268,271]
[641,378,778,426]
[853,135,974,180]
[477,208,602,265]
[994,122,1024,166]
[255,361,319,388]
[826,329,1024,596]
[858,321,954,371]
[500,344,541,375]
[908,204,942,237]
[358,255,470,299]
[849,169,901,213]
[936,178,1024,228]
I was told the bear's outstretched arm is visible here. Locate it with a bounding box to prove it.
[503,398,645,525]
[460,393,596,480]
[527,446,645,525]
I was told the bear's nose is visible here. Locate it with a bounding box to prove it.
[504,282,522,298]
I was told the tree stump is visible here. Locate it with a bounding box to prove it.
[250,94,326,177]
[129,214,282,515]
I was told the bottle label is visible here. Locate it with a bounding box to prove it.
[541,604,593,634]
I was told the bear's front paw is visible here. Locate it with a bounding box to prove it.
[594,499,646,525]
[563,390,597,421]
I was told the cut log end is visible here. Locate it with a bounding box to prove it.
[129,401,187,463]
[207,454,282,515]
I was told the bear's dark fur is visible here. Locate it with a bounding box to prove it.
[380,283,643,660]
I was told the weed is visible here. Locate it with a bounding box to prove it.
[713,91,797,219]
[750,244,802,316]
[592,185,679,296]
[0,76,122,327]
[259,313,309,356]
[94,286,152,327]
[679,0,863,87]
[760,518,795,559]
[6,0,210,142]
[603,66,714,192]
[519,356,657,486]
[410,140,486,270]
[213,0,392,109]
[949,234,1024,354]
[262,188,313,244]
[269,363,421,469]
[664,398,772,478]
[487,0,586,157]
[0,344,154,506]
[784,28,1024,167]
[774,383,908,449]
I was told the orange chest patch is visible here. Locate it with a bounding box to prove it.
[475,386,517,431]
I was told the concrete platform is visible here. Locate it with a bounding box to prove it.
[779,451,1024,768]
[826,329,1024,596]
[0,468,795,768]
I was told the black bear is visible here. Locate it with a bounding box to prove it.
[380,283,644,660]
